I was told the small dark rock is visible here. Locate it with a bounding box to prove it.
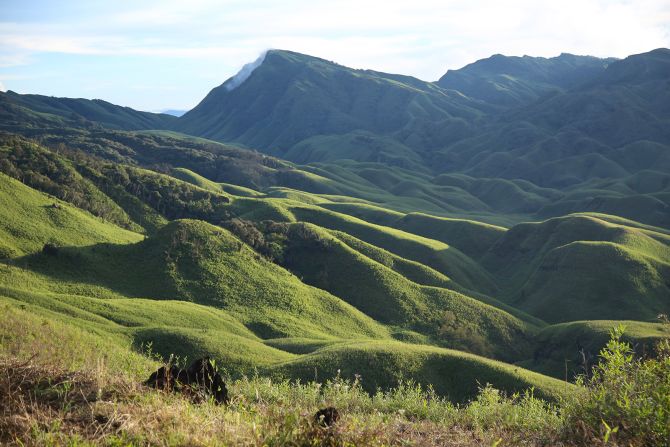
[144,365,185,391]
[315,407,340,427]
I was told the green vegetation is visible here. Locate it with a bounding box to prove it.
[562,325,670,445]
[1,46,669,445]
[3,303,667,446]
[0,172,141,257]
[522,319,670,379]
[482,214,670,323]
[172,48,670,228]
[0,90,176,130]
[0,129,667,387]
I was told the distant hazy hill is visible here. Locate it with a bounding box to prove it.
[0,90,177,130]
[157,109,188,117]
[431,49,670,185]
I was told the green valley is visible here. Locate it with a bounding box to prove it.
[1,46,669,446]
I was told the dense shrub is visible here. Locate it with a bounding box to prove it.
[0,134,136,229]
[221,218,289,262]
[563,324,670,445]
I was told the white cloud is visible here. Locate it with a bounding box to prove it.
[1,0,669,107]
[3,1,669,76]
[0,80,6,92]
[224,50,267,91]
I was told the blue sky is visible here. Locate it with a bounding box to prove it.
[1,0,669,111]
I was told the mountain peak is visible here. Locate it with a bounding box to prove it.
[220,49,343,92]
[597,47,670,84]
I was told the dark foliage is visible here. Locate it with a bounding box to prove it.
[314,407,340,427]
[220,218,289,262]
[0,133,136,229]
[41,243,59,256]
[145,357,229,405]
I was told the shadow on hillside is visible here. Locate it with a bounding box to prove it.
[5,240,181,302]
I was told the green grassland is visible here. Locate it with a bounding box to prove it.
[1,48,669,445]
[519,319,670,379]
[0,169,569,401]
[0,130,668,404]
[2,51,670,404]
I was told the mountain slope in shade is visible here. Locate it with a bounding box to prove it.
[431,48,670,191]
[176,49,670,202]
[0,90,177,130]
[437,53,614,108]
[177,49,489,159]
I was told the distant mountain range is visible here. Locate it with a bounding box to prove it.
[155,109,188,117]
[2,47,668,227]
[0,47,668,413]
[177,48,670,181]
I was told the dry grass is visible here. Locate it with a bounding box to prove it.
[0,355,576,447]
[6,303,660,446]
[0,303,569,446]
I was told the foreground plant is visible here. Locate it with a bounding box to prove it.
[0,358,566,446]
[563,324,670,446]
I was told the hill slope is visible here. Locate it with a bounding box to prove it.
[0,169,577,401]
[177,49,487,162]
[0,91,177,130]
[437,53,613,108]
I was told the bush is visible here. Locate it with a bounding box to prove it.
[41,243,59,256]
[563,324,670,445]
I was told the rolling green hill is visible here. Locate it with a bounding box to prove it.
[1,47,669,418]
[521,319,670,379]
[482,214,670,322]
[1,130,667,400]
[0,167,576,401]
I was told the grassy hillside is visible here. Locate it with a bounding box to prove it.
[269,340,571,403]
[177,49,487,157]
[0,90,176,131]
[0,171,583,404]
[280,223,535,360]
[1,124,669,447]
[522,320,670,379]
[2,133,667,332]
[0,172,142,258]
[482,214,670,322]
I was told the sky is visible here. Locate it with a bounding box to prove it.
[1,0,669,111]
